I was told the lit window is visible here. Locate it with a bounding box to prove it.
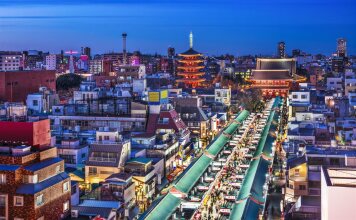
[36,194,44,207]
[55,165,61,174]
[63,201,69,212]
[24,174,38,184]
[0,174,6,184]
[14,196,23,206]
[63,182,69,192]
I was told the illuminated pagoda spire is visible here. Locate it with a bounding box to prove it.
[176,32,205,88]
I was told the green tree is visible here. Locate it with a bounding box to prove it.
[56,74,83,91]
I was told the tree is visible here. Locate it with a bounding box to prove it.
[237,88,265,112]
[56,74,83,91]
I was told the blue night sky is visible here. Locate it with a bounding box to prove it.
[0,0,355,56]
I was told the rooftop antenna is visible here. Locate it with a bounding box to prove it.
[189,31,193,49]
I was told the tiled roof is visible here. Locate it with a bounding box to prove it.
[146,110,189,135]
[16,172,69,194]
[179,48,202,56]
[24,157,62,172]
[250,70,292,80]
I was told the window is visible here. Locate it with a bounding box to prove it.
[294,169,300,176]
[0,195,6,207]
[63,182,69,192]
[0,174,6,184]
[89,167,97,175]
[63,200,69,212]
[36,194,44,207]
[299,185,306,190]
[301,95,307,99]
[32,100,38,106]
[24,174,38,184]
[292,95,298,99]
[55,165,61,174]
[14,196,23,206]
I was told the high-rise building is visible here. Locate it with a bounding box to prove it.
[277,41,286,58]
[168,47,175,58]
[0,51,23,71]
[0,119,71,220]
[176,32,205,88]
[82,47,91,59]
[337,38,347,57]
[45,54,57,70]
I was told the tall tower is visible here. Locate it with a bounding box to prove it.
[122,32,127,64]
[65,50,78,74]
[337,38,347,57]
[277,41,286,58]
[176,32,205,88]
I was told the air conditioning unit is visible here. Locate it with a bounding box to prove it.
[71,210,79,218]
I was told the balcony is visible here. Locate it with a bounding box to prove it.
[88,157,116,163]
[90,140,127,145]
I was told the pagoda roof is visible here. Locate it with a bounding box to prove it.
[179,48,202,56]
[250,70,293,80]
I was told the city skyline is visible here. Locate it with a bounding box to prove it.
[1,0,355,55]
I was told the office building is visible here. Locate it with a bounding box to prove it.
[0,51,23,71]
[277,41,286,58]
[337,38,347,57]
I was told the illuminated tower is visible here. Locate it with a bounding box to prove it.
[122,32,127,64]
[65,50,78,74]
[277,41,286,58]
[176,32,205,88]
[337,38,347,57]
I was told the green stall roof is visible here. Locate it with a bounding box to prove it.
[140,110,250,220]
[230,98,282,220]
[139,193,181,220]
[175,154,212,194]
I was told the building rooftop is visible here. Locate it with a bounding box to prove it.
[179,48,202,56]
[16,172,69,194]
[251,70,292,80]
[306,146,356,157]
[79,200,121,209]
[24,157,62,172]
[323,167,356,187]
[127,157,152,165]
